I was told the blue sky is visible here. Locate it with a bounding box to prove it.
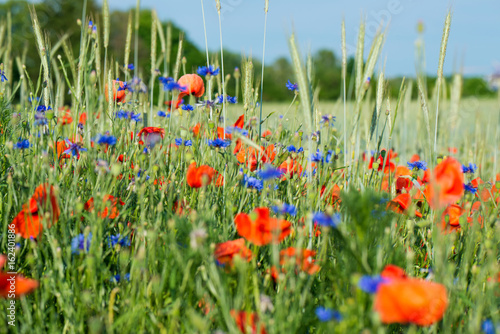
[93,1,500,77]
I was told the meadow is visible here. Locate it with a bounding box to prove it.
[0,1,499,333]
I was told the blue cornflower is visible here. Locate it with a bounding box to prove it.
[116,110,141,122]
[157,111,167,117]
[208,138,231,148]
[115,110,128,119]
[97,135,117,146]
[325,150,335,163]
[464,183,477,194]
[130,112,141,122]
[243,175,263,191]
[197,65,220,76]
[286,80,298,91]
[175,138,183,146]
[127,64,134,70]
[158,76,173,85]
[71,233,92,254]
[482,319,496,334]
[287,145,303,153]
[108,234,131,247]
[358,275,389,293]
[321,114,336,124]
[256,166,283,180]
[36,105,52,112]
[15,139,30,150]
[312,212,340,228]
[272,203,297,216]
[407,160,428,171]
[0,69,7,82]
[182,104,194,111]
[315,307,342,322]
[216,95,237,104]
[226,126,248,136]
[462,163,477,174]
[111,273,131,283]
[63,140,87,157]
[310,149,324,163]
[184,140,192,147]
[159,76,185,91]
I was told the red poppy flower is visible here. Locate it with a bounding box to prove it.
[424,157,464,209]
[137,127,165,147]
[11,184,60,239]
[0,269,38,298]
[79,112,87,125]
[186,162,221,188]
[369,149,397,173]
[280,247,320,275]
[261,130,272,138]
[410,154,421,162]
[278,159,303,180]
[191,123,202,137]
[214,239,252,267]
[175,74,205,108]
[234,208,292,246]
[230,310,267,334]
[380,265,407,280]
[58,108,73,125]
[374,278,448,326]
[105,80,127,103]
[387,193,422,217]
[217,114,246,140]
[56,140,71,160]
[441,204,463,232]
[84,195,124,219]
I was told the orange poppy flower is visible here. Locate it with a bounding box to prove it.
[234,114,245,129]
[230,310,267,334]
[234,208,292,246]
[56,140,71,160]
[191,123,202,137]
[105,80,127,103]
[395,166,412,178]
[78,112,87,125]
[137,127,165,147]
[424,157,464,209]
[374,278,448,326]
[280,247,320,275]
[84,195,124,219]
[216,115,245,139]
[11,184,60,239]
[369,149,397,173]
[175,74,205,108]
[0,270,38,298]
[214,239,252,267]
[387,193,422,218]
[186,162,222,188]
[448,147,458,154]
[278,159,303,180]
[380,264,407,280]
[441,204,463,232]
[58,108,73,125]
[410,154,421,162]
[262,130,272,138]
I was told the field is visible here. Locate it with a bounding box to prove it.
[0,1,499,334]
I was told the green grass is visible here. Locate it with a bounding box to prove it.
[0,3,499,334]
